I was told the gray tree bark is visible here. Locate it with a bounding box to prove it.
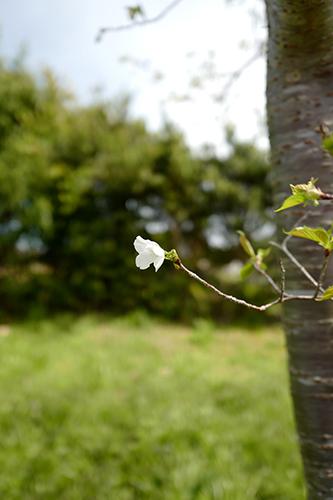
[265,1,333,498]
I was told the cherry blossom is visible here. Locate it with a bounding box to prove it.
[134,236,165,272]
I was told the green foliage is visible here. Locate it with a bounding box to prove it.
[284,225,333,252]
[240,261,255,280]
[0,316,305,499]
[316,285,333,301]
[237,231,271,280]
[275,178,322,212]
[0,57,273,321]
[127,5,145,19]
[322,133,333,158]
[237,230,255,258]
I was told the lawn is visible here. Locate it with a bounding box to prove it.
[0,313,305,499]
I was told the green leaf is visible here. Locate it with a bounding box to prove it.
[316,286,333,301]
[240,262,254,280]
[275,193,310,212]
[284,226,330,248]
[322,134,333,158]
[256,248,271,260]
[127,5,145,20]
[237,230,255,257]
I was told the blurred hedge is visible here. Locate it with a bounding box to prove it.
[0,57,275,322]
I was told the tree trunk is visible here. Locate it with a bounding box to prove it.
[265,1,333,498]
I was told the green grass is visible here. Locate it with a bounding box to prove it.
[0,314,305,499]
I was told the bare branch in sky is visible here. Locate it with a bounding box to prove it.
[215,42,266,103]
[96,0,184,42]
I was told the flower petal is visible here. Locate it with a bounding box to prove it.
[152,244,164,257]
[134,236,148,253]
[153,254,164,272]
[136,251,154,270]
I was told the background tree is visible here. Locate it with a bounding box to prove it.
[0,57,272,322]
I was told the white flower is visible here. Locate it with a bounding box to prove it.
[134,235,165,272]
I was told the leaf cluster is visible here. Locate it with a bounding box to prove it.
[273,175,333,301]
[275,178,322,212]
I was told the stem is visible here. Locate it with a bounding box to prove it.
[96,0,183,37]
[313,251,331,299]
[176,260,319,312]
[269,240,324,293]
[279,258,285,299]
[270,210,326,290]
[252,262,281,294]
[320,193,333,200]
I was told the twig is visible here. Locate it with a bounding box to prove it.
[252,262,281,294]
[288,210,312,235]
[167,203,333,310]
[313,251,331,299]
[176,260,317,312]
[269,240,324,292]
[280,211,312,255]
[269,209,321,290]
[269,211,333,301]
[320,193,333,200]
[279,258,285,299]
[96,0,183,41]
[216,46,264,102]
[318,120,331,140]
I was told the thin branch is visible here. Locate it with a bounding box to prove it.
[178,261,280,311]
[214,43,265,102]
[176,260,317,312]
[269,240,323,292]
[320,193,333,201]
[252,262,281,294]
[166,210,333,311]
[285,211,312,241]
[317,120,331,140]
[96,0,183,41]
[279,258,285,299]
[268,210,333,301]
[281,237,320,289]
[269,210,324,291]
[313,251,331,299]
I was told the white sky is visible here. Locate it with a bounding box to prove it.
[0,0,268,154]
